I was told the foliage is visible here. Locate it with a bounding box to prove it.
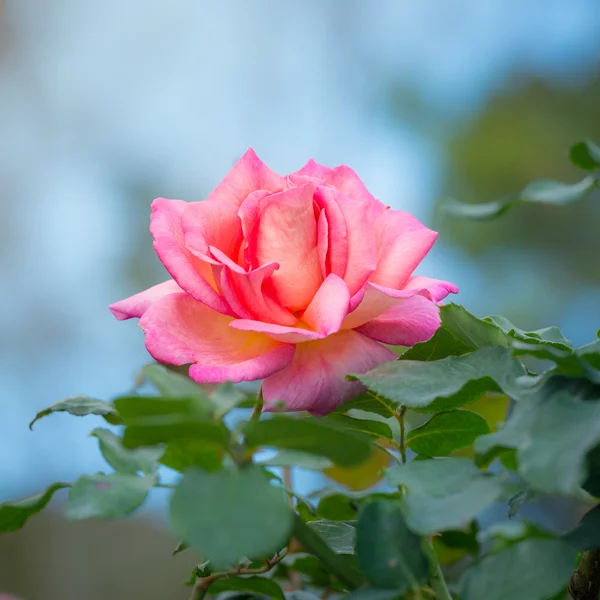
[2,140,600,599]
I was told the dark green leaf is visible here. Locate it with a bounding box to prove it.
[292,514,364,590]
[563,504,600,550]
[460,539,575,600]
[29,395,121,430]
[257,450,332,471]
[583,444,600,497]
[334,393,395,418]
[440,304,508,349]
[114,396,230,449]
[0,483,69,533]
[356,499,428,592]
[344,589,403,600]
[355,346,528,412]
[288,555,333,587]
[170,466,292,569]
[520,176,597,205]
[243,417,372,467]
[90,428,163,475]
[160,439,223,472]
[433,522,480,565]
[475,375,600,493]
[317,494,358,521]
[210,576,285,600]
[401,325,473,361]
[322,414,394,440]
[307,520,355,554]
[65,473,155,520]
[570,140,600,171]
[407,410,490,456]
[385,458,509,535]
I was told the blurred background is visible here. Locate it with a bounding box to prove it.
[1,1,599,598]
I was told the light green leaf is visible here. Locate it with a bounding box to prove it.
[407,410,490,456]
[356,499,428,592]
[0,483,69,533]
[334,393,395,418]
[354,346,528,412]
[307,520,355,554]
[243,417,372,467]
[170,466,292,569]
[160,439,223,472]
[91,428,163,475]
[65,473,155,520]
[211,382,250,418]
[475,375,600,494]
[570,139,600,171]
[210,576,285,600]
[385,458,509,535]
[460,539,575,600]
[440,304,508,349]
[257,450,333,471]
[436,195,519,221]
[29,395,121,430]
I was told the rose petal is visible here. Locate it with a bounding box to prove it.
[262,330,397,414]
[230,319,322,343]
[369,208,438,290]
[109,279,182,320]
[313,185,348,278]
[356,294,441,346]
[302,274,350,336]
[207,148,287,207]
[140,293,294,383]
[182,200,243,265]
[403,275,459,302]
[150,198,233,315]
[255,183,323,311]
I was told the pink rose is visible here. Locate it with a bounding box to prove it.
[110,150,457,414]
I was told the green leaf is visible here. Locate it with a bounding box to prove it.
[583,444,600,497]
[570,140,600,171]
[29,395,121,430]
[317,493,359,521]
[488,316,572,351]
[307,520,355,554]
[459,539,575,600]
[90,428,163,475]
[292,514,364,590]
[401,325,473,361]
[170,466,292,569]
[287,555,333,587]
[576,339,600,384]
[520,176,597,204]
[436,195,519,221]
[334,393,395,418]
[160,439,223,472]
[475,375,600,494]
[322,414,394,440]
[433,522,479,565]
[0,483,69,533]
[114,396,230,449]
[407,410,490,456]
[563,504,600,550]
[355,499,428,592]
[211,382,250,418]
[210,576,285,600]
[257,450,333,470]
[440,304,508,349]
[385,458,509,535]
[65,473,155,520]
[243,417,372,467]
[355,346,528,412]
[142,364,214,411]
[345,589,404,600]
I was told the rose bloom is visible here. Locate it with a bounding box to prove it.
[110,150,457,414]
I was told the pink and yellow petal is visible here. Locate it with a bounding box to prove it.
[109,279,182,320]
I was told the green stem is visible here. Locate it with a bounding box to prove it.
[397,406,407,463]
[251,386,264,421]
[424,540,452,600]
[568,550,600,600]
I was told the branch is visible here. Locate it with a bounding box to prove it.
[569,550,600,600]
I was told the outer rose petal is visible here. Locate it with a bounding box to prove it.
[206,148,287,207]
[356,294,441,346]
[230,320,323,343]
[150,198,233,315]
[262,330,397,414]
[403,275,459,302]
[369,209,438,290]
[302,274,350,336]
[140,292,294,383]
[109,280,182,320]
[182,200,243,264]
[255,184,323,311]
